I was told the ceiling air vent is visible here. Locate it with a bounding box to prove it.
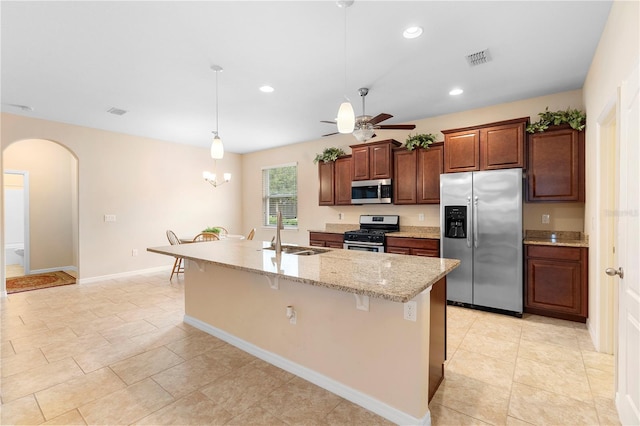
[107,107,128,116]
[466,49,491,67]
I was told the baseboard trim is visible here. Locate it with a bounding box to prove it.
[77,265,170,284]
[30,265,78,275]
[184,314,431,426]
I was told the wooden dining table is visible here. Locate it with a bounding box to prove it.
[180,234,246,244]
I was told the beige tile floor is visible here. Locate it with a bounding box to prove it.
[5,264,24,279]
[0,272,620,425]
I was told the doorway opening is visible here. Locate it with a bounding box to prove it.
[4,170,30,277]
[2,139,79,288]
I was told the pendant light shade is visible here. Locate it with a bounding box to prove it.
[337,101,355,133]
[211,133,224,159]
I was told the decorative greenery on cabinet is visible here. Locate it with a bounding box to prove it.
[404,133,437,151]
[313,147,346,164]
[526,107,586,133]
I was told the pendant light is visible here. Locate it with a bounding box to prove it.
[336,0,355,134]
[203,64,231,188]
[210,65,224,159]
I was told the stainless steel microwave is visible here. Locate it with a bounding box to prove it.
[351,179,393,204]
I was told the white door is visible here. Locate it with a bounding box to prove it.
[614,61,640,426]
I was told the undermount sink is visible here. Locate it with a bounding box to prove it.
[263,245,329,256]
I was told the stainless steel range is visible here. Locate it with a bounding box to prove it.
[343,215,400,252]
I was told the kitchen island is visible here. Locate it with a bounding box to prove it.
[148,239,459,425]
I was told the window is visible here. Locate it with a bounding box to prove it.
[262,163,298,228]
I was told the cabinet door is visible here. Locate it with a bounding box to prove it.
[318,161,335,206]
[351,146,370,181]
[527,128,584,202]
[417,144,444,204]
[480,122,525,170]
[309,232,344,248]
[444,130,479,173]
[370,144,393,179]
[526,258,582,315]
[335,156,352,205]
[393,149,417,204]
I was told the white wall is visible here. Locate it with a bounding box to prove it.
[583,0,639,351]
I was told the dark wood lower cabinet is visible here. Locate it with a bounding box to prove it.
[308,232,344,249]
[525,245,588,322]
[385,237,440,257]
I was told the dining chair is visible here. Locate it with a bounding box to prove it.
[246,228,256,240]
[193,232,220,242]
[166,230,184,280]
[213,227,229,238]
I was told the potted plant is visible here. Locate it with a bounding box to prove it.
[202,227,221,234]
[526,107,586,133]
[313,147,346,164]
[404,133,437,151]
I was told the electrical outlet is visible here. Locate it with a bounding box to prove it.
[132,249,138,256]
[104,214,116,222]
[404,301,417,321]
[542,214,550,224]
[418,213,425,221]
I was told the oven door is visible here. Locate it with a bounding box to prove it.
[343,242,385,253]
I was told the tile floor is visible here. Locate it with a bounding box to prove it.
[5,264,24,279]
[0,272,621,425]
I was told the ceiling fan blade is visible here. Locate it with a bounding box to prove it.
[377,124,417,130]
[321,120,337,124]
[322,132,339,137]
[368,113,393,125]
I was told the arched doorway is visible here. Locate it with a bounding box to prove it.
[2,139,79,293]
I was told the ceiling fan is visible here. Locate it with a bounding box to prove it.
[321,87,416,142]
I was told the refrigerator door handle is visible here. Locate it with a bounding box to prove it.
[473,196,479,248]
[467,196,472,248]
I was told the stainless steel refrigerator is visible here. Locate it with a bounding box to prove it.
[440,168,523,315]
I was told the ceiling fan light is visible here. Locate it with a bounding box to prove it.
[336,101,355,133]
[211,135,224,159]
[353,126,375,142]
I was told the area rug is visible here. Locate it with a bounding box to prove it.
[6,271,76,294]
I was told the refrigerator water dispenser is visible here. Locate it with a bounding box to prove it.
[444,206,466,238]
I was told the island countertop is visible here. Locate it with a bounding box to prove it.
[148,239,459,303]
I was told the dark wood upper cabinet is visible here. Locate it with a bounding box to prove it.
[317,156,352,206]
[334,156,352,205]
[442,117,528,173]
[318,160,335,206]
[393,143,443,205]
[527,126,585,202]
[350,139,401,181]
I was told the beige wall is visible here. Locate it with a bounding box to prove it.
[1,113,243,279]
[582,0,639,351]
[243,89,586,247]
[4,139,76,271]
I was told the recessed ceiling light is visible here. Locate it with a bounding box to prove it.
[403,26,423,39]
[259,85,274,93]
[449,88,464,96]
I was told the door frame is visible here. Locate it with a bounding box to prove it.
[3,169,31,276]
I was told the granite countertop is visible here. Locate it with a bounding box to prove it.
[523,230,589,248]
[310,224,441,239]
[148,239,459,303]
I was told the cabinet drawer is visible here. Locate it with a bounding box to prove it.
[412,248,440,257]
[526,245,581,261]
[386,236,439,250]
[309,232,344,245]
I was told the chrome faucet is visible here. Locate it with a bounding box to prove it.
[274,211,283,255]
